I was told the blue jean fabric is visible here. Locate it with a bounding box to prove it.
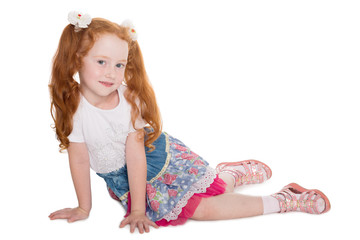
[97,131,211,222]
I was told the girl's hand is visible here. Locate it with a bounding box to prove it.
[120,211,159,233]
[48,207,89,223]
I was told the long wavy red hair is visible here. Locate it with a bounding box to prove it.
[49,18,162,152]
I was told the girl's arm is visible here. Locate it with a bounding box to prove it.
[120,130,159,233]
[49,142,92,222]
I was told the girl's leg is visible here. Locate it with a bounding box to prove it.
[218,173,235,193]
[191,193,264,220]
[191,182,331,221]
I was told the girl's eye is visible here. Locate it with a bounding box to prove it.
[116,63,125,68]
[97,60,105,65]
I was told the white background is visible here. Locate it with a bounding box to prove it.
[0,0,359,239]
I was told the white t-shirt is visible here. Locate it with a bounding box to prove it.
[68,84,147,173]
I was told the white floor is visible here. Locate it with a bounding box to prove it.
[1,0,358,239]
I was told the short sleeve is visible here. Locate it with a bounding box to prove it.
[68,110,85,143]
[118,84,148,133]
[129,112,147,133]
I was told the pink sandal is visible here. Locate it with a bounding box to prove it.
[271,183,331,214]
[215,160,272,187]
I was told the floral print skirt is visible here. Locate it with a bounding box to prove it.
[97,131,226,226]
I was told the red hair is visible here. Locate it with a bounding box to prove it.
[49,18,162,152]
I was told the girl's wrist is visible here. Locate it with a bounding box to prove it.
[79,200,92,212]
[78,205,91,214]
[131,207,145,214]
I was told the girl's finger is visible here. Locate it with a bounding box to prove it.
[148,220,159,229]
[130,222,136,233]
[49,208,69,218]
[137,222,144,234]
[50,212,69,220]
[144,222,150,233]
[49,212,61,219]
[119,218,128,228]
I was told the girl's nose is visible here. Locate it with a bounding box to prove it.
[105,66,115,79]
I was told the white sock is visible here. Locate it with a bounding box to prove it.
[262,196,280,215]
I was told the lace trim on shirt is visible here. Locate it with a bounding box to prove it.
[88,123,129,173]
[161,167,217,221]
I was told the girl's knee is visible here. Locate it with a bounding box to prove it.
[225,184,234,193]
[218,173,235,193]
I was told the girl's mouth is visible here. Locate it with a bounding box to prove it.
[99,81,114,87]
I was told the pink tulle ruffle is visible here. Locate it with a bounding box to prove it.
[155,175,226,226]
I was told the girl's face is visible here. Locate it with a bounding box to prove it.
[79,34,129,107]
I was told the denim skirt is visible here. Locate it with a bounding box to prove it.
[97,131,226,226]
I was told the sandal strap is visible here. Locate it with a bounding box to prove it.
[242,161,255,184]
[220,169,244,185]
[217,160,267,186]
[249,161,263,184]
[221,169,262,186]
[272,186,323,214]
[271,192,288,213]
[300,190,319,214]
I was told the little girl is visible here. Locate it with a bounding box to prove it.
[48,12,331,234]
